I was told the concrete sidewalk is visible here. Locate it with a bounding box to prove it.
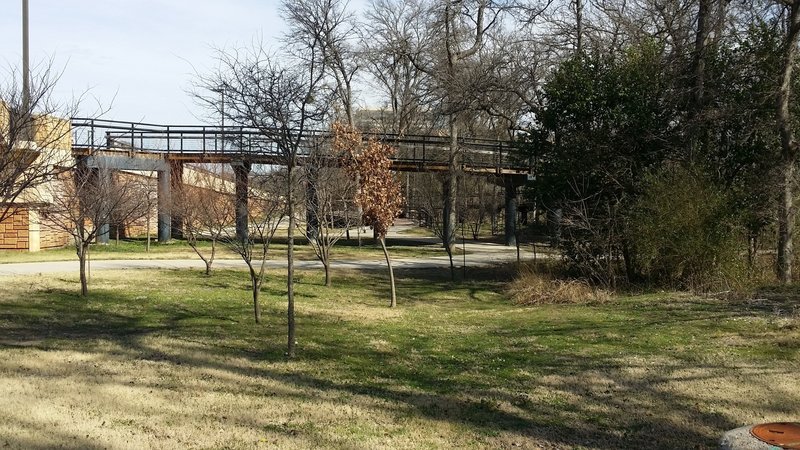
[0,245,540,277]
[0,220,545,277]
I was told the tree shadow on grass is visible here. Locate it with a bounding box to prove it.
[0,272,796,449]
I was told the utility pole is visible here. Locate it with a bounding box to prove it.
[22,0,30,113]
[22,0,31,143]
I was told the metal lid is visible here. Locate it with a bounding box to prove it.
[751,423,800,449]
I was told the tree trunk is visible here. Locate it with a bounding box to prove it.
[778,160,795,283]
[248,265,261,324]
[379,237,397,308]
[287,167,296,358]
[356,174,362,247]
[146,210,151,252]
[324,260,331,287]
[776,1,800,284]
[693,0,710,110]
[575,0,583,53]
[445,244,455,282]
[78,243,88,296]
[345,207,351,240]
[443,117,458,251]
[206,239,216,276]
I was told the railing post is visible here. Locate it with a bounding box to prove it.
[130,123,135,150]
[90,119,95,150]
[166,126,170,152]
[202,126,207,153]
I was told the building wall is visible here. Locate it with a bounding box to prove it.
[1,108,73,251]
[0,209,30,250]
[39,211,72,249]
[0,207,71,251]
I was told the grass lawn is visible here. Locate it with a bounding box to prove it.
[0,267,797,449]
[0,237,451,264]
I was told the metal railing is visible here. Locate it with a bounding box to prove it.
[70,118,530,174]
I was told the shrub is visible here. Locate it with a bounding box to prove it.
[628,166,746,292]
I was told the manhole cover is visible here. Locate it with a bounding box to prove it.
[751,422,800,449]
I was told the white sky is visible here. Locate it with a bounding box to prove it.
[0,1,366,125]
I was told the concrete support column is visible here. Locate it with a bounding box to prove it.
[504,179,518,247]
[96,168,111,244]
[305,167,319,242]
[233,161,251,242]
[157,164,171,243]
[169,160,184,239]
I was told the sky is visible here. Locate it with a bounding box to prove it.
[0,1,364,125]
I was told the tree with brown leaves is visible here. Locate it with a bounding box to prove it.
[335,123,404,307]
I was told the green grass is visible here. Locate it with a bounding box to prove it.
[397,225,438,237]
[0,236,452,264]
[0,267,797,448]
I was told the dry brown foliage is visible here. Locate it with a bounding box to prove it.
[333,122,403,238]
[508,264,611,306]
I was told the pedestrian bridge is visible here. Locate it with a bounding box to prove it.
[69,118,530,245]
[70,118,531,178]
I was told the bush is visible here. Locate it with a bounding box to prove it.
[508,263,611,305]
[628,166,746,292]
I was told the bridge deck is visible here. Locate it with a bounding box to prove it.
[71,118,531,178]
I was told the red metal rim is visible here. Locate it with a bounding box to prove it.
[750,422,800,449]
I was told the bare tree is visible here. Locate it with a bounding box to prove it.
[361,0,432,135]
[41,163,146,296]
[774,0,800,283]
[415,172,458,280]
[299,144,357,286]
[463,176,502,240]
[401,1,525,252]
[283,0,360,126]
[222,171,285,324]
[174,166,236,276]
[196,40,330,357]
[282,0,367,250]
[1,62,81,224]
[338,123,404,307]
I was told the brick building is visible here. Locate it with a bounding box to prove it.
[1,109,73,251]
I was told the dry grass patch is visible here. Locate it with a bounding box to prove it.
[508,264,611,305]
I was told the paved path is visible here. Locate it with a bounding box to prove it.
[0,220,544,277]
